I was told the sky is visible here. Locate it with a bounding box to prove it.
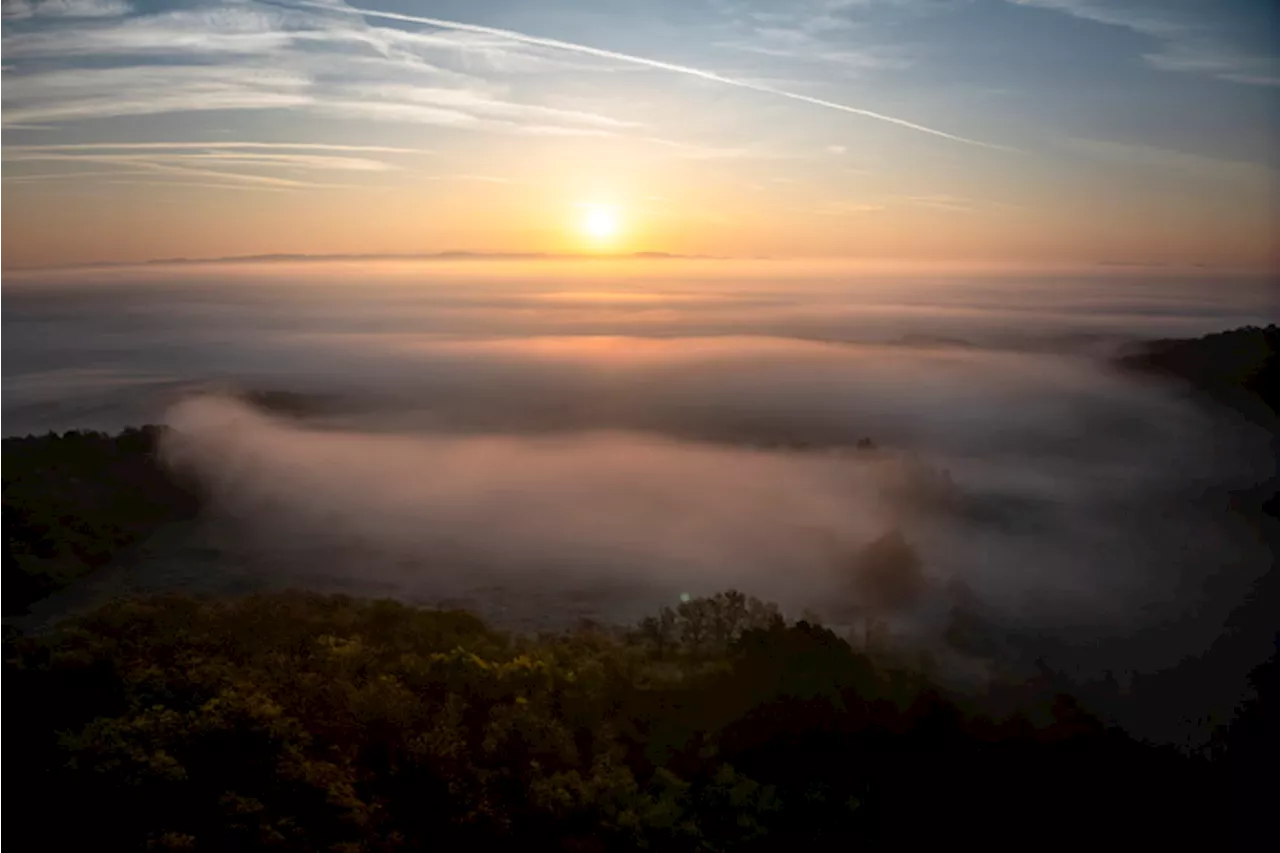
[1,0,1277,269]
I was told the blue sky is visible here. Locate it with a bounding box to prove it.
[2,0,1277,267]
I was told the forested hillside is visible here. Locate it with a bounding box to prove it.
[2,326,1277,849]
[7,591,1262,851]
[1119,324,1277,422]
[2,427,201,614]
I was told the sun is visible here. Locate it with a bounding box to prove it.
[580,204,620,241]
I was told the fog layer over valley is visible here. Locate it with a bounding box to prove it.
[5,261,1276,436]
[5,262,1275,740]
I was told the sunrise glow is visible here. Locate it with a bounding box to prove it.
[1,0,1274,272]
[3,2,1277,838]
[579,204,621,243]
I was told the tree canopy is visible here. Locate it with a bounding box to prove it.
[5,591,1246,851]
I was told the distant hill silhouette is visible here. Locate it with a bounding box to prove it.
[144,250,717,265]
[1119,324,1277,517]
[9,251,725,272]
[1117,324,1277,423]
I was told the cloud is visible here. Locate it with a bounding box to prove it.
[1,0,131,20]
[715,30,912,73]
[0,1,639,138]
[161,394,896,613]
[5,141,428,154]
[1,141,440,188]
[10,150,393,176]
[313,1,1009,149]
[897,193,977,212]
[135,326,1269,662]
[810,200,884,215]
[105,179,297,193]
[87,158,337,188]
[1010,0,1280,87]
[5,266,1273,659]
[1142,41,1280,88]
[642,137,792,160]
[3,151,363,189]
[2,7,298,55]
[1063,138,1277,188]
[714,0,970,76]
[415,174,514,184]
[0,0,1011,200]
[1,64,316,126]
[318,82,638,130]
[827,144,847,154]
[11,151,396,171]
[1010,0,1178,37]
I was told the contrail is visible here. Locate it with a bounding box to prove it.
[301,1,1012,151]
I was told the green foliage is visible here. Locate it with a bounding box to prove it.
[4,324,1272,848]
[2,427,201,614]
[842,530,926,613]
[6,591,1227,851]
[1120,324,1277,400]
[631,591,782,662]
[1118,324,1278,429]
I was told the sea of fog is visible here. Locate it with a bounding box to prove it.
[3,260,1277,738]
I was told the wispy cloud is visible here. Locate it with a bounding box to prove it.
[1,2,640,137]
[0,141,429,189]
[319,82,638,130]
[1,169,297,193]
[416,174,514,184]
[0,0,1011,209]
[715,30,911,73]
[2,169,155,182]
[5,142,428,154]
[810,200,886,216]
[1063,138,1277,187]
[2,0,132,20]
[1010,0,1280,87]
[1010,0,1178,37]
[897,193,977,212]
[8,151,399,172]
[4,153,341,188]
[2,8,297,57]
[1142,41,1280,88]
[715,0,966,74]
[643,137,792,160]
[317,1,1010,149]
[2,64,315,125]
[102,179,297,193]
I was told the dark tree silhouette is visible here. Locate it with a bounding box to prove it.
[2,427,201,614]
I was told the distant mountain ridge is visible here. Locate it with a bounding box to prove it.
[1117,324,1277,520]
[148,250,720,264]
[1117,324,1277,421]
[16,251,724,271]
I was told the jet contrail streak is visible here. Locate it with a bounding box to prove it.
[304,1,1013,151]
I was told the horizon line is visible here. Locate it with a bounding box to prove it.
[3,252,1271,275]
[2,250,737,272]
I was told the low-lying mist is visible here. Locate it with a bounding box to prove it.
[5,264,1274,737]
[155,331,1271,685]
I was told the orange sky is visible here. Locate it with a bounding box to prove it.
[3,0,1278,271]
